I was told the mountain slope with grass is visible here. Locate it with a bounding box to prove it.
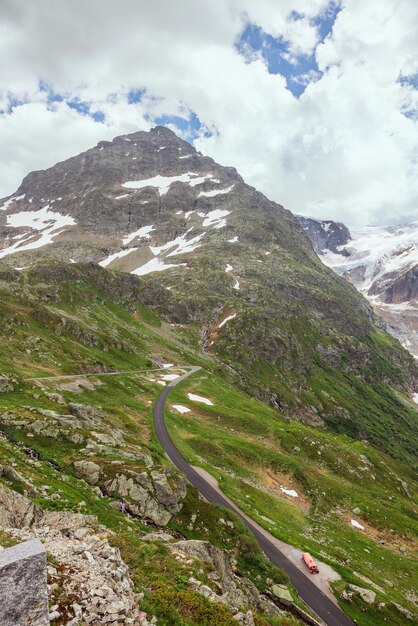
[0,263,416,626]
[0,129,417,625]
[0,128,417,462]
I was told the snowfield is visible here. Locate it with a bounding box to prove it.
[172,405,191,413]
[198,185,234,198]
[0,205,76,260]
[0,194,25,211]
[99,248,136,268]
[187,393,214,406]
[151,230,205,257]
[160,373,179,381]
[122,172,219,196]
[320,221,418,297]
[219,313,236,328]
[122,225,155,245]
[202,209,231,229]
[132,258,181,276]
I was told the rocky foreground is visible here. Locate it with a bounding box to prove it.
[0,481,309,626]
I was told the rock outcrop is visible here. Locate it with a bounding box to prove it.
[169,539,284,619]
[0,482,44,528]
[103,467,186,525]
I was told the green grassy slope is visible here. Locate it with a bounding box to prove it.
[0,262,416,625]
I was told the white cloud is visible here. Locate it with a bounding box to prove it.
[0,0,417,227]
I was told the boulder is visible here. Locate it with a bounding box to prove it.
[103,468,186,525]
[0,466,39,497]
[44,511,99,533]
[172,540,233,589]
[0,483,44,528]
[233,612,255,626]
[0,539,49,626]
[271,584,293,606]
[349,585,376,605]
[68,403,103,421]
[74,460,101,485]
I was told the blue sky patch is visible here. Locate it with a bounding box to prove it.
[235,3,341,97]
[154,112,212,141]
[127,88,146,104]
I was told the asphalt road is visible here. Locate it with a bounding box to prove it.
[154,366,355,626]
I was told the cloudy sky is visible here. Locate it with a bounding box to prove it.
[1,0,417,226]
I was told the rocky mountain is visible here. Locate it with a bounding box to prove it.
[296,216,352,255]
[1,127,417,454]
[297,216,418,358]
[0,130,418,625]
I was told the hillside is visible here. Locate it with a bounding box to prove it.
[0,264,416,625]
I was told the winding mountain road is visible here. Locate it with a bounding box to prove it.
[154,366,355,626]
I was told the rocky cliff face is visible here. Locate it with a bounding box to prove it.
[296,216,352,255]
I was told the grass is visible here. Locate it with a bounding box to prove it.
[0,263,417,625]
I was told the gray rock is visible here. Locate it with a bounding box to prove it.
[68,403,103,421]
[271,584,293,606]
[349,584,376,605]
[0,539,49,626]
[0,483,44,528]
[103,467,186,525]
[44,392,66,404]
[74,460,102,485]
[233,611,255,626]
[1,466,39,497]
[0,375,14,393]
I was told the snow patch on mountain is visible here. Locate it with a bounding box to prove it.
[122,225,155,245]
[202,209,231,229]
[150,231,205,258]
[0,205,76,259]
[187,393,214,406]
[198,185,234,198]
[99,248,135,268]
[122,172,218,196]
[0,194,25,211]
[132,257,182,276]
[219,313,236,328]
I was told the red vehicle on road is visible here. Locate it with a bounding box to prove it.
[302,552,319,574]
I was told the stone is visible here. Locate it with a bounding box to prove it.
[44,392,66,404]
[0,375,14,393]
[74,460,102,485]
[0,483,44,528]
[271,584,293,606]
[352,507,361,515]
[1,465,39,497]
[349,584,376,605]
[103,467,186,525]
[0,539,49,626]
[68,402,103,421]
[233,611,255,626]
